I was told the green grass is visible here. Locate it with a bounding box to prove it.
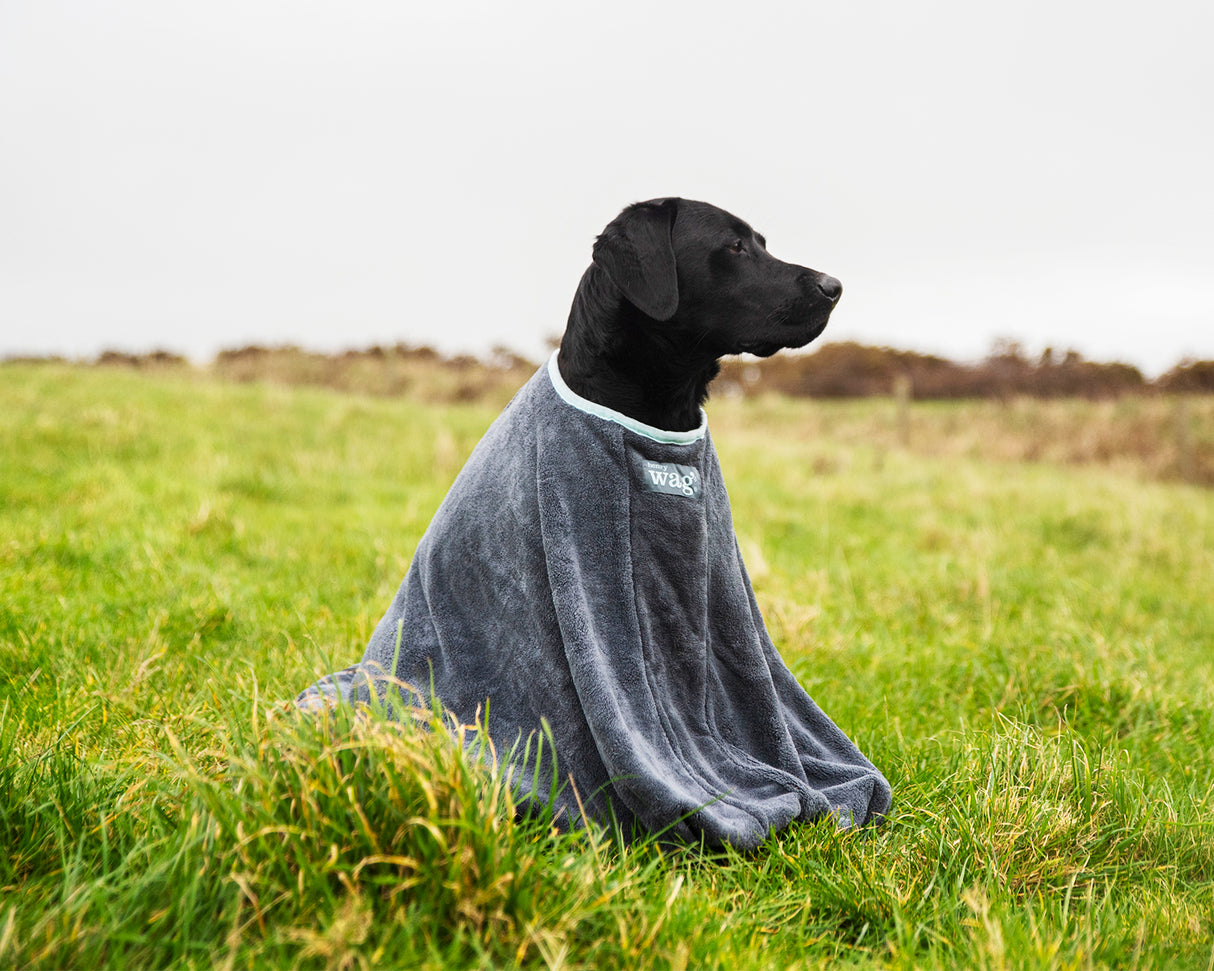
[2,363,1212,970]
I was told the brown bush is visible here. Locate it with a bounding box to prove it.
[717,340,1153,401]
[95,349,189,368]
[5,338,1207,407]
[1157,359,1214,394]
[209,343,536,407]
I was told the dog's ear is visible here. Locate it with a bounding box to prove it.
[592,199,678,321]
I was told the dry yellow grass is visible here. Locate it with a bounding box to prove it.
[708,393,1214,486]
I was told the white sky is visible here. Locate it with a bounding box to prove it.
[1,0,1211,375]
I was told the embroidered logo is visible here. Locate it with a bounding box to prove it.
[638,460,702,499]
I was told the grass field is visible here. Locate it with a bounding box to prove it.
[2,363,1212,969]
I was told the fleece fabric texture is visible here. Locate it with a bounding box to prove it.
[297,352,892,849]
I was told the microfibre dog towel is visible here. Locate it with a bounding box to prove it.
[297,352,891,849]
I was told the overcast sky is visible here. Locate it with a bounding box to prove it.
[2,0,1211,375]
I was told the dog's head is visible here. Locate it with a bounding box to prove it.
[591,197,841,358]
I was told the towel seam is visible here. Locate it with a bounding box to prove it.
[620,427,766,830]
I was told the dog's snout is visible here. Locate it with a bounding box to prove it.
[795,270,843,304]
[815,274,843,303]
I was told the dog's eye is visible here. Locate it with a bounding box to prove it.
[728,239,745,255]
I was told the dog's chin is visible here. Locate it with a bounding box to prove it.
[737,316,830,358]
[739,341,788,359]
[791,316,830,348]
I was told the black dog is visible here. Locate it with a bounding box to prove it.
[557,197,841,430]
[296,196,892,847]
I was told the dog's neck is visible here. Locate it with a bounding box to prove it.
[557,264,720,433]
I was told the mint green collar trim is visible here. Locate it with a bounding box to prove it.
[547,351,707,445]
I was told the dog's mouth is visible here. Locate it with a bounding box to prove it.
[741,327,824,358]
[740,341,787,358]
[740,306,831,357]
[791,314,830,347]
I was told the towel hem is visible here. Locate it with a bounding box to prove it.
[546,351,707,445]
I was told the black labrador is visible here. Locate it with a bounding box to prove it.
[558,197,841,430]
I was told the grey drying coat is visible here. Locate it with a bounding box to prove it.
[299,354,891,849]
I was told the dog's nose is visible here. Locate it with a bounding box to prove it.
[815,274,843,303]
